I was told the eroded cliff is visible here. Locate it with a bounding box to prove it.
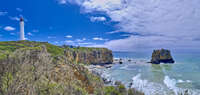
[0,41,144,95]
[0,41,106,95]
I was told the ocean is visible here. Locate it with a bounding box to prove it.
[100,52,200,95]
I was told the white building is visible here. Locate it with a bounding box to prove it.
[20,17,25,40]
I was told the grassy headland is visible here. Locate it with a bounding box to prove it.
[0,41,144,95]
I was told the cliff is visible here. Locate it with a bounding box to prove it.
[0,41,144,95]
[0,41,113,64]
[151,49,175,64]
[64,47,113,64]
[0,41,108,95]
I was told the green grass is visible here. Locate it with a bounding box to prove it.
[0,40,110,60]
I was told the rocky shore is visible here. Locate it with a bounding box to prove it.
[86,58,146,95]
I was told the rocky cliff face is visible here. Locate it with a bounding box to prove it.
[0,41,113,65]
[64,47,113,64]
[0,41,108,95]
[0,41,146,95]
[151,49,175,64]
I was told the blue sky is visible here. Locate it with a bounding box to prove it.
[0,0,200,52]
[0,0,125,45]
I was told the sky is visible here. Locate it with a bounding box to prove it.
[0,0,200,52]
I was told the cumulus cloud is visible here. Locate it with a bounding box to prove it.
[4,26,15,31]
[27,32,33,36]
[65,35,72,38]
[90,16,106,22]
[63,0,200,51]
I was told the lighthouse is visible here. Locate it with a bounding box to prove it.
[20,17,25,40]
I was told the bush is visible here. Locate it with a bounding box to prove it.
[104,86,121,95]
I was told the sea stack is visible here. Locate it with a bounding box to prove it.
[151,49,175,64]
[20,17,25,40]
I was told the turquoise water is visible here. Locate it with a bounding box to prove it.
[103,52,200,95]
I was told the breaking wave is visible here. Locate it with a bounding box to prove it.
[131,74,200,95]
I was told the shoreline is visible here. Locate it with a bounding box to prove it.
[86,58,197,95]
[86,62,145,95]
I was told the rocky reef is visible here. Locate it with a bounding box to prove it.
[151,49,175,64]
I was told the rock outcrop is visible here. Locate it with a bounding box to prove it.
[151,49,175,64]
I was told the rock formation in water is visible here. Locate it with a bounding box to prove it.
[151,49,175,64]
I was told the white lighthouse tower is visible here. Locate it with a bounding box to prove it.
[20,17,25,40]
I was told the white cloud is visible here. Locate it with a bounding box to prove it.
[9,16,20,21]
[16,8,23,12]
[65,40,74,43]
[91,35,200,52]
[65,35,72,38]
[48,36,56,39]
[65,0,200,51]
[83,38,86,40]
[54,41,59,44]
[0,11,7,16]
[93,37,107,41]
[58,0,67,4]
[90,16,106,22]
[27,32,33,36]
[4,26,15,31]
[64,40,76,45]
[76,38,86,42]
[78,42,94,45]
[9,16,28,22]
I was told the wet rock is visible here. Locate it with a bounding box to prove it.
[103,77,112,84]
[128,82,133,88]
[151,49,175,64]
[104,65,112,69]
[115,81,123,86]
[119,58,123,64]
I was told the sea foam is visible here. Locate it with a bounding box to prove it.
[131,74,200,95]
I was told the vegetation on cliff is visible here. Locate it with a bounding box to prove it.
[0,41,144,95]
[0,40,113,64]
